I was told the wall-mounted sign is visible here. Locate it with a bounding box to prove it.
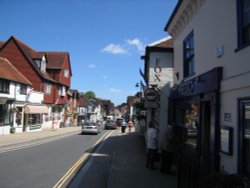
[144,88,157,101]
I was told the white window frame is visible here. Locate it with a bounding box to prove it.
[45,83,51,94]
[64,69,69,78]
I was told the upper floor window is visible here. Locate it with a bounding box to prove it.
[20,84,27,95]
[0,79,10,93]
[237,0,250,48]
[45,83,51,94]
[58,86,66,96]
[64,69,69,78]
[35,59,46,72]
[183,31,195,78]
[40,59,46,72]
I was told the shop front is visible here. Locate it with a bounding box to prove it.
[169,67,222,187]
[0,98,13,135]
[24,104,48,132]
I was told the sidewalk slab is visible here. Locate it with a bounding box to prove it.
[108,129,177,188]
[0,126,81,148]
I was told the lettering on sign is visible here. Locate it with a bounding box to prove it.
[154,59,162,82]
[178,81,194,96]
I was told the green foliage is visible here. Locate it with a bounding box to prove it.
[84,91,96,100]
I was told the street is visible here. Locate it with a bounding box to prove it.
[0,129,110,188]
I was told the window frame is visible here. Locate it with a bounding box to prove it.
[45,83,51,94]
[20,84,27,95]
[0,79,10,93]
[236,0,250,51]
[183,31,195,78]
[64,69,69,78]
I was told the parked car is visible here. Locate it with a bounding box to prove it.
[105,119,117,130]
[81,122,100,135]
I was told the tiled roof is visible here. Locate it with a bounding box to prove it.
[44,52,69,69]
[0,57,32,86]
[10,36,56,83]
[0,41,5,49]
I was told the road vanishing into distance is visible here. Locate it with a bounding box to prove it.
[0,128,111,188]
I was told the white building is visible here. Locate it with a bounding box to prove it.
[141,37,174,147]
[0,57,48,135]
[165,0,250,185]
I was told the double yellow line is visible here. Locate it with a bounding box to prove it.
[53,131,112,188]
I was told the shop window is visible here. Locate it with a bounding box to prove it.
[0,79,10,93]
[183,31,195,78]
[28,114,42,125]
[0,104,10,126]
[237,0,250,49]
[175,97,199,149]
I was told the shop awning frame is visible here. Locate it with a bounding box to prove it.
[24,105,48,114]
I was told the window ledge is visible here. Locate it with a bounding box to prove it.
[235,43,250,53]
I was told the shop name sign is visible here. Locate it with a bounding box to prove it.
[178,80,194,96]
[144,88,157,101]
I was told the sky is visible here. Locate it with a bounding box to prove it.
[0,0,177,106]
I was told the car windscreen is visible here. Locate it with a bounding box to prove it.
[83,122,95,126]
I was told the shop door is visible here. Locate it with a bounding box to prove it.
[239,100,250,180]
[200,101,212,173]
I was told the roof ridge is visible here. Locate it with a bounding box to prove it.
[148,36,172,47]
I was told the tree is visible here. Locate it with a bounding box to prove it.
[84,91,96,100]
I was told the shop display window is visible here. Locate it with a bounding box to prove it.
[28,114,42,125]
[0,104,11,126]
[175,97,199,149]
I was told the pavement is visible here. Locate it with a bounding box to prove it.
[0,126,177,188]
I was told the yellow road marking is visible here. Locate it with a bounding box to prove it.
[53,131,112,188]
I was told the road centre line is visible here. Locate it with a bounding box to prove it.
[53,130,113,188]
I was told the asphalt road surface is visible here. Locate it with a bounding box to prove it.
[0,129,110,188]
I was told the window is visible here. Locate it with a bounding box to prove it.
[64,69,69,78]
[28,114,42,125]
[41,60,46,72]
[183,32,195,78]
[58,86,66,96]
[45,83,51,94]
[0,79,10,93]
[0,104,10,126]
[20,84,27,95]
[237,0,250,48]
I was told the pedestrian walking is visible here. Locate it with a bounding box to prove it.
[121,119,127,133]
[146,121,158,169]
[160,125,178,174]
[128,119,133,133]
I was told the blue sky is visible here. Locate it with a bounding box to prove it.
[0,0,177,106]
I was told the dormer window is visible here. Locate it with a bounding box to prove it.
[34,56,46,72]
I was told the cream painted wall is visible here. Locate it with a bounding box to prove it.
[169,0,250,173]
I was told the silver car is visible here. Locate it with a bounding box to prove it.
[105,119,117,130]
[81,122,100,135]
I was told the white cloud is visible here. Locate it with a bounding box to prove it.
[109,88,122,93]
[127,38,145,53]
[88,64,96,68]
[101,43,127,55]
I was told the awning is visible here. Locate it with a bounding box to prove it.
[24,105,48,114]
